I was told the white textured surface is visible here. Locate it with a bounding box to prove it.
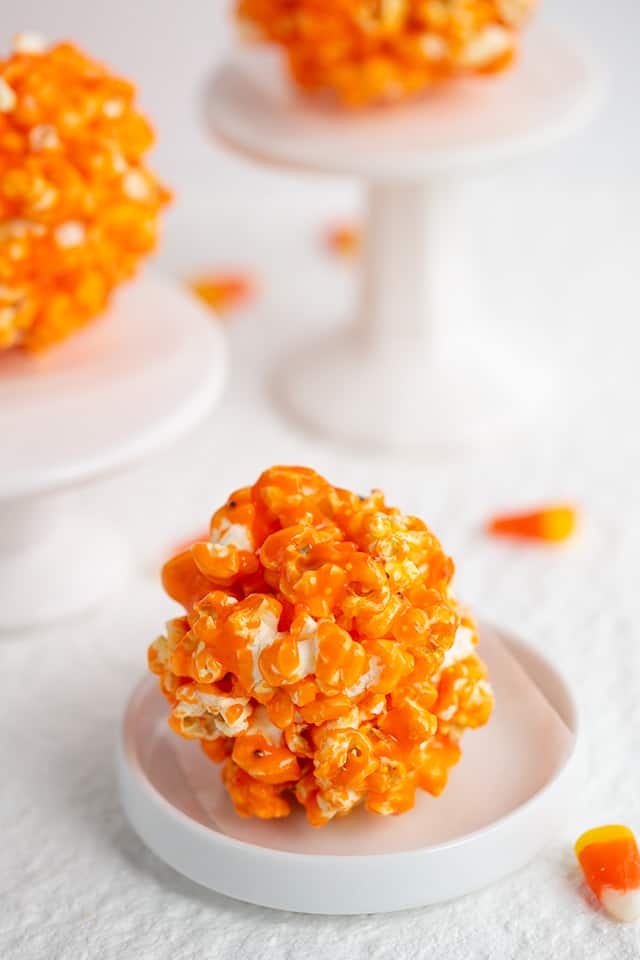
[2,177,640,957]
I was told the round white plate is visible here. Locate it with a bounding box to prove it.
[0,272,227,500]
[0,273,226,629]
[207,28,602,180]
[118,625,580,914]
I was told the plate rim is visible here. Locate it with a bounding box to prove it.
[205,28,605,180]
[0,272,227,500]
[118,624,580,865]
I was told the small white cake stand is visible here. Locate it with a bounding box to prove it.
[118,625,580,915]
[0,275,226,630]
[207,29,602,450]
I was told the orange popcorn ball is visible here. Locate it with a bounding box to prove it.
[236,0,536,107]
[189,271,255,316]
[487,504,578,542]
[148,466,494,826]
[0,34,170,351]
[575,826,640,923]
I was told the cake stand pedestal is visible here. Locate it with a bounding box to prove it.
[207,29,602,450]
[0,275,226,630]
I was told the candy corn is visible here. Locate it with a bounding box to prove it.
[326,225,361,259]
[487,505,577,543]
[189,272,255,316]
[575,825,640,923]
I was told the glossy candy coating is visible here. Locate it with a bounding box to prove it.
[149,466,493,826]
[236,0,537,107]
[0,36,170,350]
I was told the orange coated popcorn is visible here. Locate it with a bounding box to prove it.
[237,0,536,107]
[487,504,578,542]
[149,466,493,826]
[0,34,170,351]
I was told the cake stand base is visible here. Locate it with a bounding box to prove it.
[276,328,538,452]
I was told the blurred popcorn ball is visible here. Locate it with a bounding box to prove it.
[0,34,171,351]
[236,0,537,107]
[149,466,494,827]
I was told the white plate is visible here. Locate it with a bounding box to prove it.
[118,625,580,914]
[0,273,227,629]
[207,29,602,180]
[0,272,226,500]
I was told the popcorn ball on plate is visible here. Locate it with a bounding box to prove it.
[236,0,537,107]
[0,34,171,351]
[149,466,493,827]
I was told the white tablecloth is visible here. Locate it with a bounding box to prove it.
[2,176,640,959]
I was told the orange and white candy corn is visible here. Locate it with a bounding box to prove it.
[487,505,577,542]
[326,224,361,259]
[575,825,640,923]
[189,271,255,316]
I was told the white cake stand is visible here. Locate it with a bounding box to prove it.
[0,275,226,630]
[207,29,602,450]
